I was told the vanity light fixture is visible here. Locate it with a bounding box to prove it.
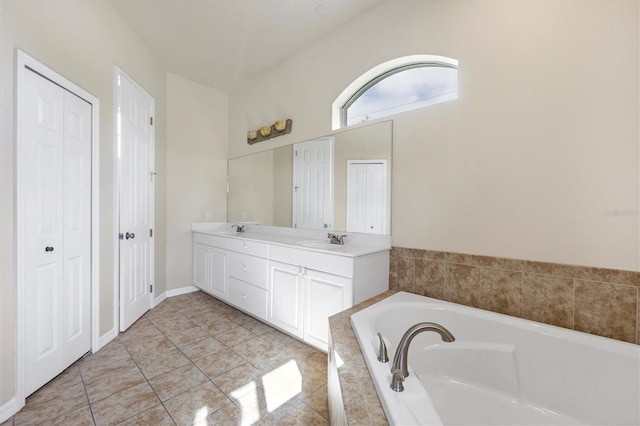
[247,119,293,145]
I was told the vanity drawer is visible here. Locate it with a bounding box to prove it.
[228,277,267,320]
[227,238,269,257]
[193,233,227,249]
[228,252,269,289]
[269,245,354,278]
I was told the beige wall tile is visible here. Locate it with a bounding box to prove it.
[444,264,483,308]
[479,269,523,317]
[551,264,611,282]
[522,274,574,329]
[574,280,637,343]
[414,259,444,299]
[396,256,415,293]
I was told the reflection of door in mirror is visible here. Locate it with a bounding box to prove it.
[346,160,387,234]
[293,137,334,230]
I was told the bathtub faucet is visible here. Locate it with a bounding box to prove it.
[390,322,455,392]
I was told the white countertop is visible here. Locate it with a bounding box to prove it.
[192,223,390,258]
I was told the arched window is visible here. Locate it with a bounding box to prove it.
[332,55,458,129]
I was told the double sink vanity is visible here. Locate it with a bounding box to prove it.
[192,223,390,351]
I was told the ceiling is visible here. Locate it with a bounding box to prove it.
[108,0,386,93]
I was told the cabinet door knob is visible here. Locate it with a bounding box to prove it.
[125,232,136,240]
[242,293,247,300]
[242,264,247,271]
[45,246,54,252]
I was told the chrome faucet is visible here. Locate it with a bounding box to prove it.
[390,322,455,392]
[232,224,245,233]
[327,233,346,245]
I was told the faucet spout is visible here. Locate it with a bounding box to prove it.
[391,322,455,379]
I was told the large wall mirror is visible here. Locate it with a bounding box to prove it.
[227,120,392,235]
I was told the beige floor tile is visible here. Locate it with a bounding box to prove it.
[10,291,328,426]
[41,405,94,425]
[0,417,13,426]
[117,318,164,344]
[301,384,329,420]
[224,388,271,426]
[232,337,290,371]
[151,316,198,334]
[15,381,88,425]
[164,325,210,347]
[118,404,174,425]
[149,363,208,401]
[179,336,226,361]
[231,316,275,336]
[163,381,231,426]
[123,335,176,357]
[80,353,136,385]
[195,348,246,379]
[203,402,246,426]
[91,381,159,426]
[199,317,237,335]
[266,398,328,425]
[214,327,257,346]
[212,363,264,398]
[27,365,83,403]
[133,347,191,379]
[83,360,146,403]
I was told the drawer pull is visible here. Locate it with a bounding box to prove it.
[242,293,247,300]
[242,264,248,271]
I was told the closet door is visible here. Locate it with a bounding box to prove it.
[23,69,91,396]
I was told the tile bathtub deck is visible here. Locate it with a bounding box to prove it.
[3,291,329,426]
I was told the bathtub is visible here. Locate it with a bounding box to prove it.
[350,292,640,425]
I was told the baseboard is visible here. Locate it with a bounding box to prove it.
[154,291,167,306]
[166,285,199,298]
[97,327,118,351]
[0,397,21,423]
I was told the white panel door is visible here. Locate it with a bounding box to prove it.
[293,138,334,230]
[117,70,155,331]
[346,161,386,235]
[23,69,91,395]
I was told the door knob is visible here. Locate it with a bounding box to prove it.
[45,246,54,252]
[125,232,135,240]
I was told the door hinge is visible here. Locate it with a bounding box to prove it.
[119,233,124,240]
[150,229,153,237]
[150,284,153,293]
[150,116,153,126]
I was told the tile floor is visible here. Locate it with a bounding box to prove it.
[3,291,329,425]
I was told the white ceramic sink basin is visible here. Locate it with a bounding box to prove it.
[297,240,338,250]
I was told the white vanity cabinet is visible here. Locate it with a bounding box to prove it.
[192,228,389,352]
[268,260,351,351]
[193,234,227,300]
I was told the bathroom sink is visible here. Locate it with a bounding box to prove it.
[297,240,339,250]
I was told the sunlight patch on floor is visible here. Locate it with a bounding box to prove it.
[193,406,210,425]
[262,360,302,412]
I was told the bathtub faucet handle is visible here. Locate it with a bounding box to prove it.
[390,369,405,392]
[377,332,389,363]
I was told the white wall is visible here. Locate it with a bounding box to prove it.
[0,0,167,407]
[228,0,639,272]
[166,73,228,290]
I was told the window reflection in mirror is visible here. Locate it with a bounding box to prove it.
[227,120,392,235]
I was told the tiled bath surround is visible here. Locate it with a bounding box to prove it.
[389,247,640,344]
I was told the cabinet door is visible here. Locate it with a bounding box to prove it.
[209,246,227,300]
[304,269,352,352]
[193,243,209,290]
[268,261,304,338]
